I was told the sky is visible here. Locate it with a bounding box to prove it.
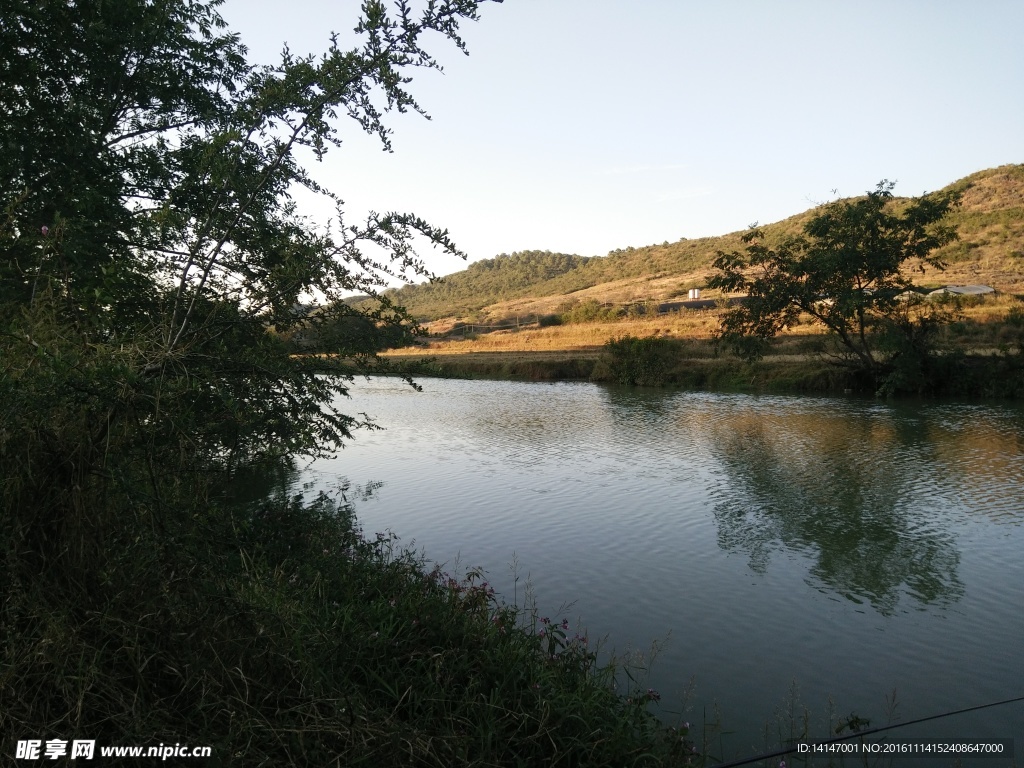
[222,0,1024,279]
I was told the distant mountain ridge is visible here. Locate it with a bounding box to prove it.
[379,164,1024,321]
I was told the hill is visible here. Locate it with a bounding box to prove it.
[372,250,593,318]
[374,164,1024,322]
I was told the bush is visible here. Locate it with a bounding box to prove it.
[558,298,624,324]
[596,335,681,386]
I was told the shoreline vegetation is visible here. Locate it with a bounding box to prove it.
[3,480,700,765]
[364,294,1024,398]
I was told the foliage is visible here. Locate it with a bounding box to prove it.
[558,297,624,324]
[1,0,503,547]
[598,335,680,386]
[708,181,963,391]
[1,5,708,764]
[378,240,734,321]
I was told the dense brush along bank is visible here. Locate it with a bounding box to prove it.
[2,483,699,766]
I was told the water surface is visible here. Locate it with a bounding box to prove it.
[304,378,1024,764]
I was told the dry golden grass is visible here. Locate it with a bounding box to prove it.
[393,308,757,357]
[459,271,727,322]
[385,294,1023,359]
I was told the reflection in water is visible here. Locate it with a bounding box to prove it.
[924,407,1024,522]
[696,400,969,614]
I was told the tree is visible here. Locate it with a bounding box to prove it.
[707,181,961,391]
[1,0,499,550]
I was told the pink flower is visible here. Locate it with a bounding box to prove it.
[41,225,49,236]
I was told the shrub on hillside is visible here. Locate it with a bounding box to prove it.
[558,298,623,324]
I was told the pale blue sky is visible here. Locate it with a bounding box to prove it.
[223,0,1024,278]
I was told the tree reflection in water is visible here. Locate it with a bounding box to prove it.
[699,401,966,615]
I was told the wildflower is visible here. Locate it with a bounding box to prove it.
[779,762,786,768]
[646,688,661,702]
[41,225,49,236]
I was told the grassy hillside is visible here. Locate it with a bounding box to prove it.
[914,164,1024,288]
[376,164,1024,322]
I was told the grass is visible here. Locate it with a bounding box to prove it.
[400,311,728,356]
[2,482,700,766]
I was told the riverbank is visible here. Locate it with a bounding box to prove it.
[380,348,840,390]
[2,481,698,766]
[375,300,1024,397]
[379,346,1024,398]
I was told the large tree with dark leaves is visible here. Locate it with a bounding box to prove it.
[1,0,497,542]
[708,181,961,392]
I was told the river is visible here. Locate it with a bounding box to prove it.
[300,377,1024,765]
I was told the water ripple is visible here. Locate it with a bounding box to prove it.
[309,377,1024,754]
